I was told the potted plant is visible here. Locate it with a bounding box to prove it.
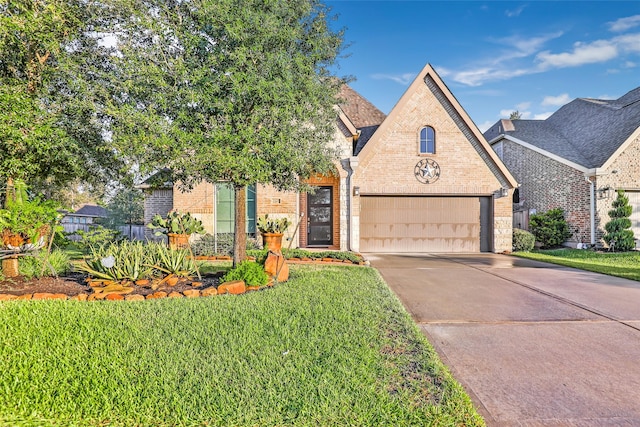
[0,184,60,277]
[257,214,290,252]
[147,211,205,249]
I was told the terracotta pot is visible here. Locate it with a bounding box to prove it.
[1,257,19,278]
[168,233,190,250]
[261,232,284,252]
[2,231,25,248]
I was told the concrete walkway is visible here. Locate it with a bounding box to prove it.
[367,253,640,426]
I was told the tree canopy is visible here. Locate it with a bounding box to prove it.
[109,0,345,263]
[0,0,129,198]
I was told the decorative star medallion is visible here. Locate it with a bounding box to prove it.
[414,158,441,184]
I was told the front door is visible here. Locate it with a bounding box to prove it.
[307,186,332,246]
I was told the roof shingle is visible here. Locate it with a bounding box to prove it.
[485,87,640,169]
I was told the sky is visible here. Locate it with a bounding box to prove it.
[325,1,640,132]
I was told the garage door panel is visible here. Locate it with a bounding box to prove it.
[360,196,484,252]
[626,191,640,248]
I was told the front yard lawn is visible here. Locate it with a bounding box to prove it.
[513,249,640,281]
[0,265,483,426]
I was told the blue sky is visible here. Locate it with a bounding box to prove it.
[326,1,640,131]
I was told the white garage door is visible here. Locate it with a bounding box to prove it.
[359,196,491,253]
[626,191,640,248]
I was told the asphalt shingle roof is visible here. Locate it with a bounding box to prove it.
[337,84,386,155]
[485,87,640,169]
[73,205,108,218]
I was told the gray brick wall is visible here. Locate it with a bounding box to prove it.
[501,141,591,244]
[143,189,173,240]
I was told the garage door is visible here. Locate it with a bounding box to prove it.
[626,191,640,248]
[359,196,491,253]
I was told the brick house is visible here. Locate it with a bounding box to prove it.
[484,87,640,248]
[142,64,516,253]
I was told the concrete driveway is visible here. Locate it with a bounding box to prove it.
[367,253,640,426]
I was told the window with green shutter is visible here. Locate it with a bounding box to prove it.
[215,183,256,235]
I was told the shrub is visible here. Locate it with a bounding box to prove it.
[604,190,636,251]
[222,261,268,287]
[512,228,535,252]
[19,249,71,279]
[529,208,571,248]
[247,248,363,264]
[192,233,261,257]
[0,193,60,248]
[76,226,123,253]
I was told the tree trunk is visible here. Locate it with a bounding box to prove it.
[5,177,15,207]
[233,185,247,268]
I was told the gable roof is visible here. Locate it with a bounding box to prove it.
[71,204,108,218]
[337,84,387,154]
[356,63,517,188]
[484,87,640,170]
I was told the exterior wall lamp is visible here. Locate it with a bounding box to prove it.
[353,186,360,196]
[597,187,613,199]
[495,187,508,198]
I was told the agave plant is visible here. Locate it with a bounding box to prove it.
[148,243,198,278]
[76,241,154,282]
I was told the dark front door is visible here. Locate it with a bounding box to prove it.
[307,186,333,246]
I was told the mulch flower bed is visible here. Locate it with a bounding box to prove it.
[0,272,228,301]
[0,257,366,302]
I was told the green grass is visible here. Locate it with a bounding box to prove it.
[61,242,84,260]
[513,249,640,281]
[0,265,483,426]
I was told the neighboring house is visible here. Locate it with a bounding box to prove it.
[142,64,516,253]
[61,205,108,239]
[484,87,640,248]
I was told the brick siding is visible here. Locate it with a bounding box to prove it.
[500,141,592,244]
[354,74,513,252]
[143,188,173,240]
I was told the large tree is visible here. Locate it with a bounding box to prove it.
[110,0,345,265]
[0,0,128,202]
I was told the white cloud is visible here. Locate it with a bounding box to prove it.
[445,32,563,86]
[370,73,416,85]
[446,66,531,87]
[536,40,618,68]
[615,33,640,53]
[607,15,640,32]
[505,5,527,18]
[516,101,531,111]
[541,93,571,106]
[478,120,494,133]
[490,32,564,61]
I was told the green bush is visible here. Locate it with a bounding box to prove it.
[192,233,261,257]
[247,248,363,264]
[529,208,571,248]
[604,190,636,251]
[512,228,535,252]
[19,249,71,278]
[222,260,268,287]
[76,226,123,253]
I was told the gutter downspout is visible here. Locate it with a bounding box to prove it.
[341,157,355,251]
[585,176,596,245]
